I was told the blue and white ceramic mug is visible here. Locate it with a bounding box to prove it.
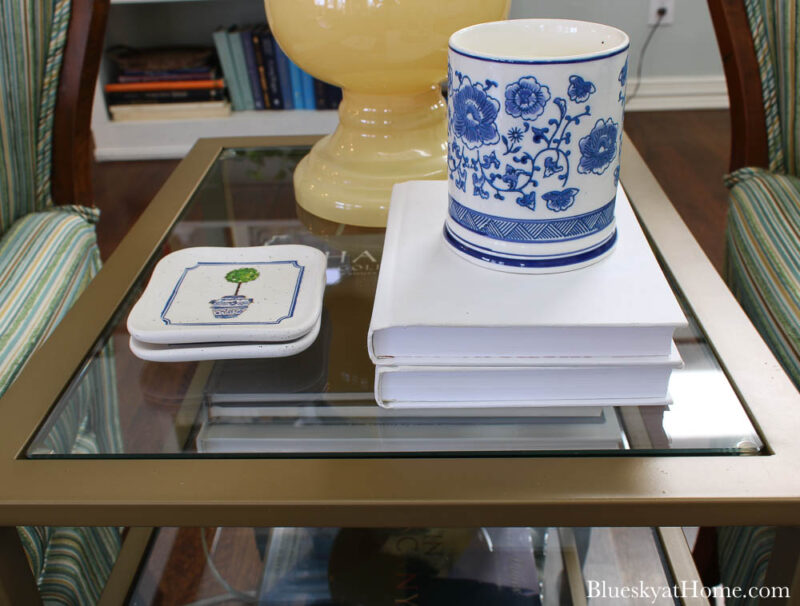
[444,19,630,273]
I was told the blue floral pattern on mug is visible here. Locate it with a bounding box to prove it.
[618,59,628,105]
[516,190,537,211]
[448,65,623,217]
[451,76,501,150]
[567,75,596,103]
[507,126,525,144]
[504,76,550,120]
[543,156,564,178]
[542,188,579,212]
[578,118,619,175]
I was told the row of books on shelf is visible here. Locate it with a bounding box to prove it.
[212,25,341,112]
[102,29,341,122]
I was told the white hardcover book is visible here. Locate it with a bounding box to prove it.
[375,343,681,409]
[368,181,687,364]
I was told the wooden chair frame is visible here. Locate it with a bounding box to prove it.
[51,0,109,207]
[707,0,770,172]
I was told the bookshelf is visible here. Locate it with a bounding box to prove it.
[94,0,338,160]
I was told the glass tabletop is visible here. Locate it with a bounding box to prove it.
[27,145,763,458]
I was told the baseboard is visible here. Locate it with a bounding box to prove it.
[625,75,729,111]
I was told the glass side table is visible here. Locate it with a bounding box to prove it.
[0,135,798,605]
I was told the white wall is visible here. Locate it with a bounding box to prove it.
[509,0,727,110]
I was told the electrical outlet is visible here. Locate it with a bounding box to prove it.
[648,0,675,25]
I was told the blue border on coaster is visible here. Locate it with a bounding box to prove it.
[444,224,617,269]
[161,260,304,326]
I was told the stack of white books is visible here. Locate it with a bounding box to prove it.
[367,181,687,409]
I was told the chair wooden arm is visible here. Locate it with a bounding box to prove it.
[707,0,769,172]
[52,0,110,207]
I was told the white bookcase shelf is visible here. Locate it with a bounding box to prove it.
[92,88,337,160]
[93,0,338,161]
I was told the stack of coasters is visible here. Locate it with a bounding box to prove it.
[128,245,326,362]
[367,181,687,409]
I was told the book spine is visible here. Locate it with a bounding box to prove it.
[252,27,272,109]
[109,102,231,121]
[213,29,244,110]
[273,41,294,109]
[228,28,255,111]
[240,28,265,110]
[259,29,283,109]
[301,69,315,109]
[312,78,328,109]
[287,59,305,109]
[367,183,408,361]
[117,69,216,83]
[106,89,224,105]
[325,84,343,110]
[105,79,224,92]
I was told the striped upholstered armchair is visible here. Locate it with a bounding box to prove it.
[708,0,799,602]
[1,0,122,603]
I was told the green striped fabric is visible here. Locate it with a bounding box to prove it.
[34,0,71,206]
[0,207,101,394]
[744,0,799,176]
[22,432,121,606]
[1,0,125,601]
[0,207,123,604]
[721,169,800,602]
[18,526,53,588]
[725,167,800,382]
[0,0,71,236]
[20,432,121,606]
[718,527,777,606]
[38,527,122,606]
[37,437,121,606]
[719,3,800,601]
[30,340,123,459]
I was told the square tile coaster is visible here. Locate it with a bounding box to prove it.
[129,315,322,362]
[128,245,326,345]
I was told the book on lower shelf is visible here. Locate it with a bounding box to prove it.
[108,101,231,122]
[367,181,688,364]
[105,88,226,105]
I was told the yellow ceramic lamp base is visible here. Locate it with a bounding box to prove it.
[295,87,446,227]
[265,0,510,227]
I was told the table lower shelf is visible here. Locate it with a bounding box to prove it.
[103,526,704,606]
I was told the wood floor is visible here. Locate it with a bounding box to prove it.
[90,109,732,604]
[624,110,732,271]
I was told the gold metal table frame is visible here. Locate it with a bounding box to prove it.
[0,136,798,604]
